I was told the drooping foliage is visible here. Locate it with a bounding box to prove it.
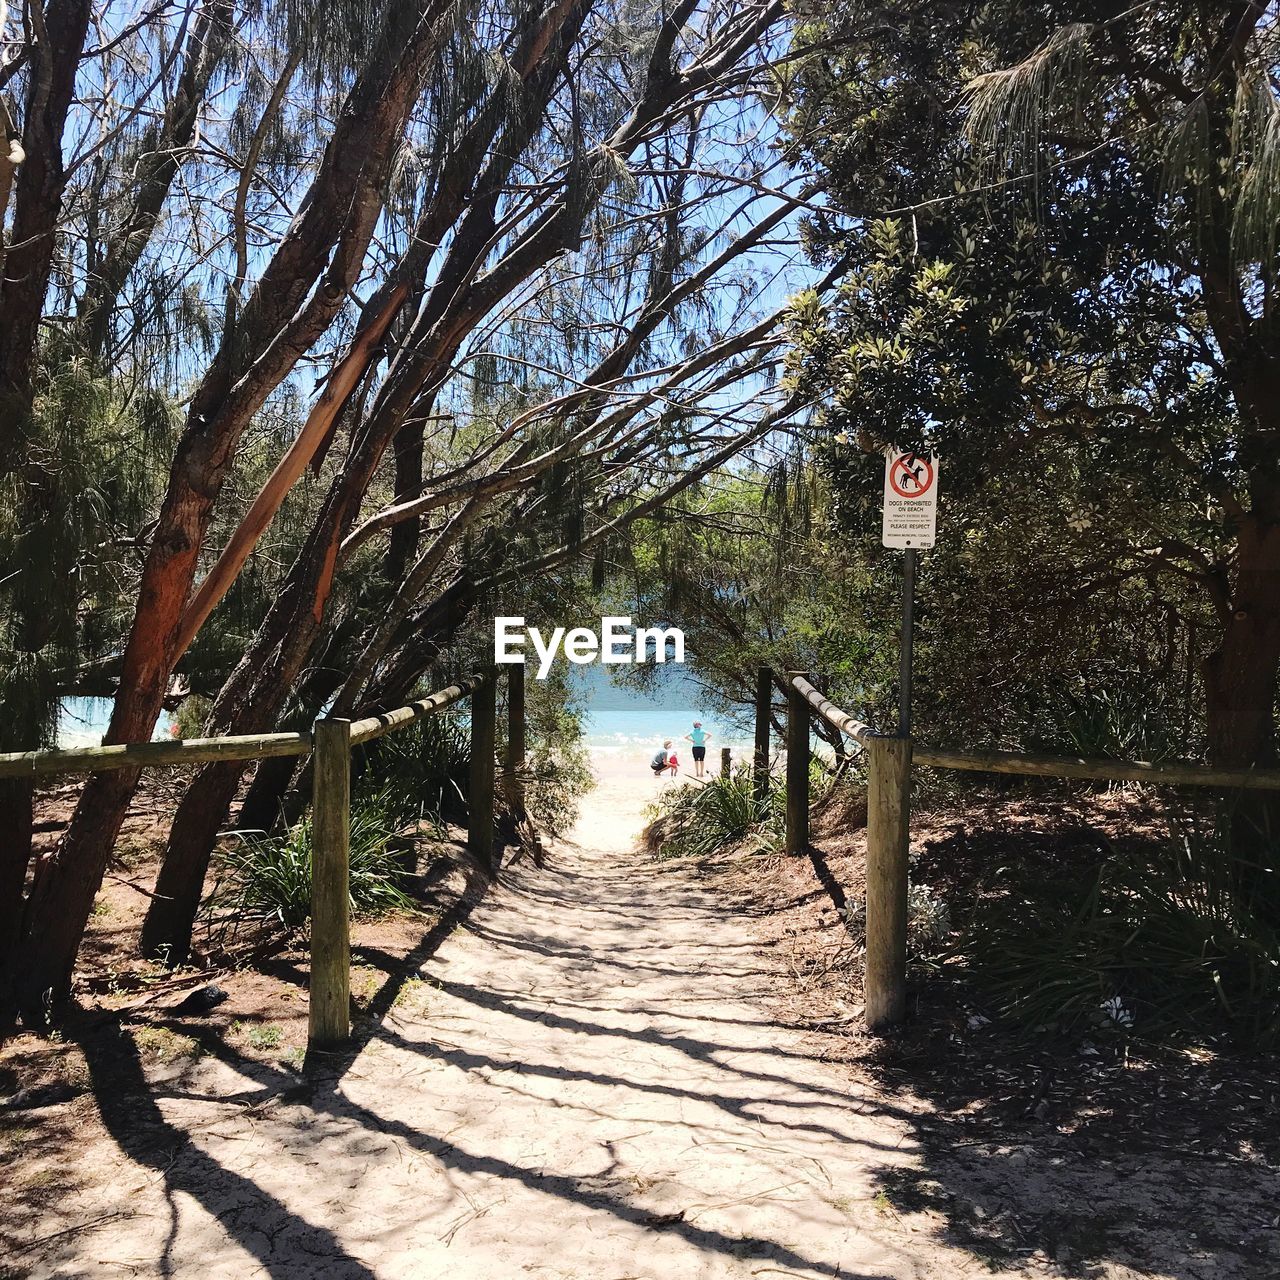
[1,0,809,1021]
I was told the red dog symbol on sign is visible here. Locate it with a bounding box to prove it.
[889,453,934,498]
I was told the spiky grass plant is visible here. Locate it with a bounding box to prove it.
[356,714,471,830]
[651,767,784,860]
[212,791,417,929]
[963,814,1280,1048]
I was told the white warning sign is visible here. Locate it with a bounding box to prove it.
[882,450,938,549]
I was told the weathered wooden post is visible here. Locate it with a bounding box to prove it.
[785,673,809,855]
[310,717,351,1047]
[505,662,526,811]
[753,666,771,815]
[468,670,497,872]
[720,746,731,778]
[864,733,912,1030]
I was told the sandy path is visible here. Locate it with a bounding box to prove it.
[25,768,998,1279]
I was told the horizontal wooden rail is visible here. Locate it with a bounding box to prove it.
[348,676,483,746]
[2,674,486,1053]
[787,674,875,745]
[776,667,1280,1038]
[913,745,1280,791]
[0,730,313,780]
[0,677,483,781]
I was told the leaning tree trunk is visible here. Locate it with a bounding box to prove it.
[1202,514,1280,847]
[0,782,33,973]
[237,755,301,834]
[140,761,249,965]
[3,10,448,1026]
[140,649,349,962]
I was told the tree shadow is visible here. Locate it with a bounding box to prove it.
[71,1022,379,1279]
[862,1022,1280,1278]
[835,814,1280,1280]
[44,845,917,1278]
[42,851,497,1277]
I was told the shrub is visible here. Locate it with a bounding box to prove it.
[516,667,593,833]
[840,882,951,958]
[170,694,212,740]
[1026,671,1181,762]
[356,714,471,829]
[525,741,594,835]
[212,791,417,929]
[962,816,1280,1048]
[650,766,783,860]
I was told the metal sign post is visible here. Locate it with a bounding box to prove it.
[881,450,938,737]
[899,548,916,735]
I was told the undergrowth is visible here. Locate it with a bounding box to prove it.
[356,714,471,829]
[210,791,418,929]
[524,741,594,835]
[962,814,1280,1049]
[649,766,785,859]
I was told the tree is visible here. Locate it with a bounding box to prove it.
[2,0,809,1020]
[785,0,1280,784]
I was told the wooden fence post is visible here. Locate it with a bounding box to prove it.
[753,666,771,815]
[468,670,497,872]
[720,746,731,778]
[785,672,809,855]
[505,662,526,811]
[309,717,351,1048]
[864,733,912,1030]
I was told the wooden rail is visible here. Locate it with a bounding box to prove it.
[0,730,312,778]
[12,669,514,1051]
[787,675,874,744]
[777,670,1280,1035]
[348,678,481,746]
[913,745,1280,790]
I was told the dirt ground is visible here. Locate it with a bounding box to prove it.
[2,768,1277,1278]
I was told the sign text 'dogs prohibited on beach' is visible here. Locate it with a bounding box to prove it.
[881,450,939,549]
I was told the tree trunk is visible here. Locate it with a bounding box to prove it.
[1,9,449,1025]
[0,0,92,416]
[9,767,142,1023]
[238,755,301,834]
[0,782,33,975]
[139,761,246,965]
[140,652,349,963]
[1202,515,1280,844]
[387,422,425,583]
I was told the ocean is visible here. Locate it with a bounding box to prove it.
[568,663,756,765]
[58,697,174,748]
[55,663,759,763]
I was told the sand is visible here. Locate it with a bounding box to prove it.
[12,772,1032,1280]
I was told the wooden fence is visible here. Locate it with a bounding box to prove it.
[1,666,526,1049]
[13,657,1280,1049]
[761,668,1280,1032]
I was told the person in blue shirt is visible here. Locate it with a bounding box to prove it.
[684,721,711,778]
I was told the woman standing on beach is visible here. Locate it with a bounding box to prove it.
[685,722,711,779]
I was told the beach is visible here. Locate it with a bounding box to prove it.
[573,741,737,849]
